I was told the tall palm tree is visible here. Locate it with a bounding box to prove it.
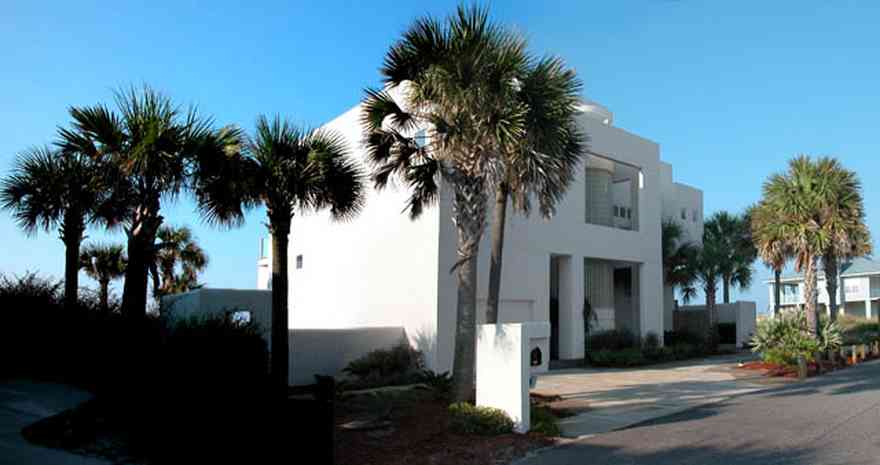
[1,147,113,309]
[150,225,208,300]
[751,201,791,317]
[662,219,698,304]
[682,215,727,345]
[361,5,531,400]
[759,156,856,336]
[703,210,756,304]
[195,115,364,393]
[57,86,239,318]
[818,164,871,322]
[80,243,127,312]
[485,56,585,324]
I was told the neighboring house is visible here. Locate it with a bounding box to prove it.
[766,257,880,319]
[258,95,703,373]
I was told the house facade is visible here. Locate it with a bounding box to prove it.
[767,257,880,319]
[257,96,703,373]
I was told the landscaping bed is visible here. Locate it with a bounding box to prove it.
[739,351,878,379]
[335,388,556,465]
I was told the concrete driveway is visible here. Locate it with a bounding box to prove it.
[532,354,773,437]
[0,380,109,465]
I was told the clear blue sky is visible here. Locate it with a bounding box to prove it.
[3,1,879,313]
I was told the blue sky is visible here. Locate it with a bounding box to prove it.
[2,1,879,313]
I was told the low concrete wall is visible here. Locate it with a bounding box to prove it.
[162,289,407,386]
[674,301,757,347]
[289,327,407,386]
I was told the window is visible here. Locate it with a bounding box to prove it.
[296,254,303,269]
[229,310,252,326]
[627,208,632,219]
[613,206,620,217]
[692,209,699,222]
[681,208,687,220]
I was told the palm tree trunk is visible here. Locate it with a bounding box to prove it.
[773,268,782,317]
[269,216,291,395]
[803,256,819,337]
[449,171,487,402]
[121,206,161,318]
[99,278,110,312]
[722,276,731,304]
[486,183,509,325]
[824,254,839,322]
[705,282,718,347]
[61,217,84,310]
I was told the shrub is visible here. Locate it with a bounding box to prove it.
[641,332,660,350]
[589,328,637,351]
[590,347,646,367]
[343,342,423,389]
[448,402,514,435]
[751,313,820,366]
[836,315,880,344]
[664,330,705,348]
[530,405,561,436]
[418,369,454,400]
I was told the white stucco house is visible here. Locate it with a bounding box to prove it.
[257,96,703,373]
[767,257,880,318]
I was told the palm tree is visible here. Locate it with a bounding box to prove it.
[759,156,858,336]
[682,215,727,345]
[485,57,585,324]
[57,86,239,318]
[79,243,127,311]
[1,147,113,309]
[361,5,531,400]
[751,201,791,317]
[662,219,698,304]
[150,225,208,300]
[818,165,871,322]
[195,115,364,393]
[703,211,756,304]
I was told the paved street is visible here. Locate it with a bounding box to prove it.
[0,380,109,465]
[518,360,880,465]
[533,354,771,436]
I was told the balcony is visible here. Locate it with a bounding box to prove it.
[585,154,640,232]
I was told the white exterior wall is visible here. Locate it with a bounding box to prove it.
[287,104,444,370]
[659,161,704,332]
[268,96,702,373]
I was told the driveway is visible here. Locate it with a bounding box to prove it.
[517,359,880,465]
[0,380,109,465]
[532,354,773,437]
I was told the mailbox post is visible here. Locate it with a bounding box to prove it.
[476,322,550,433]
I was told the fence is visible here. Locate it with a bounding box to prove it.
[674,301,757,347]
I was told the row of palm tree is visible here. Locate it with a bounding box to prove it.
[2,5,586,399]
[662,211,757,343]
[361,5,584,400]
[752,156,871,334]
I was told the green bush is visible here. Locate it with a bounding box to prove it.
[448,402,514,435]
[343,342,423,389]
[641,332,661,350]
[589,328,637,351]
[751,313,822,366]
[836,315,880,344]
[418,369,453,400]
[590,347,647,367]
[530,405,561,436]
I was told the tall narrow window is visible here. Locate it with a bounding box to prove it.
[296,254,303,269]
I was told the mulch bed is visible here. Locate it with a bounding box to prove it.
[335,388,555,465]
[739,353,878,379]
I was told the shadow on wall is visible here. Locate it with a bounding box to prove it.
[289,326,413,386]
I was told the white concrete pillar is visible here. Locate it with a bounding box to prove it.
[639,262,664,342]
[557,256,585,360]
[866,298,872,319]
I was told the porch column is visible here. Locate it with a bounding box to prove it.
[557,256,585,360]
[866,298,872,320]
[639,262,664,342]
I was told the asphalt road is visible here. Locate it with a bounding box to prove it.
[516,360,880,465]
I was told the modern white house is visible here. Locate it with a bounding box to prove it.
[767,257,880,318]
[257,95,703,373]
